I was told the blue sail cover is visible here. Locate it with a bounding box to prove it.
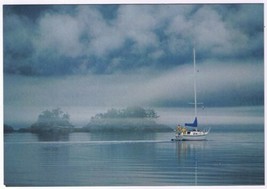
[185,117,198,127]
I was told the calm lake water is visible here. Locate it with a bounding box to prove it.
[4,123,264,186]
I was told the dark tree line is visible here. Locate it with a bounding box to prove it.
[30,108,73,134]
[35,108,71,126]
[4,107,171,135]
[83,106,172,132]
[91,106,159,121]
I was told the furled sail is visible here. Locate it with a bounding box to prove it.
[185,117,198,127]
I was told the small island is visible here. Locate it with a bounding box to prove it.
[82,106,172,132]
[4,107,172,137]
[30,108,74,134]
[4,124,15,133]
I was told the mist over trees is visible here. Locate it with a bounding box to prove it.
[84,106,171,132]
[4,107,171,136]
[91,106,159,120]
[30,108,74,134]
[4,124,15,133]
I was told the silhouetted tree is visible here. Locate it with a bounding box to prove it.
[31,108,73,134]
[4,124,14,133]
[84,106,170,132]
[90,106,159,120]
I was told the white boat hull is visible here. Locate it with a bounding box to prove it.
[172,130,209,141]
[174,134,207,141]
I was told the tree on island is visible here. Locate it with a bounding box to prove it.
[30,108,74,134]
[4,124,15,133]
[84,106,171,132]
[91,106,159,120]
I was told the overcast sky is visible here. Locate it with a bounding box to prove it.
[3,4,264,125]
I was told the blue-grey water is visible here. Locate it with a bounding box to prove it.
[4,123,264,186]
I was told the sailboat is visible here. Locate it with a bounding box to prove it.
[172,48,210,141]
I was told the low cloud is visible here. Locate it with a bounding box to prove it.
[3,4,264,126]
[4,58,263,125]
[4,4,263,75]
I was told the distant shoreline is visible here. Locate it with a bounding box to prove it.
[4,124,173,134]
[4,107,173,135]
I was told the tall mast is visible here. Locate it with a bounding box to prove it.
[185,48,198,127]
[193,48,197,118]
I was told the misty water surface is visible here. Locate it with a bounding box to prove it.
[4,107,264,186]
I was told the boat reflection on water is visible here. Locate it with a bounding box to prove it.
[175,141,207,185]
[176,141,207,158]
